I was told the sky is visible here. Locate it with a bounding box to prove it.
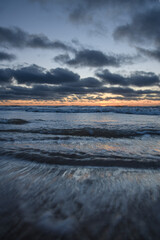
[0,0,160,106]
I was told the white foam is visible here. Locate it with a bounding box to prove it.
[0,106,160,115]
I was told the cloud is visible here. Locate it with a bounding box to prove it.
[113,6,160,63]
[69,4,93,24]
[96,69,160,87]
[29,0,159,33]
[0,51,16,61]
[30,0,155,7]
[29,0,158,24]
[68,0,156,23]
[13,65,80,85]
[0,83,159,101]
[0,68,12,85]
[54,50,133,68]
[114,7,160,48]
[0,64,80,86]
[0,26,75,52]
[77,77,102,88]
[137,47,160,62]
[0,64,159,101]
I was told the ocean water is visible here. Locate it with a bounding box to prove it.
[0,106,160,167]
[0,106,160,239]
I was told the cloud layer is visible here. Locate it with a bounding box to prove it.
[0,26,74,52]
[114,5,160,63]
[114,8,160,46]
[0,51,16,61]
[0,0,160,104]
[96,69,160,87]
[0,64,159,101]
[54,50,134,68]
[30,0,157,23]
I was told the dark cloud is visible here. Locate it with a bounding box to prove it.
[13,65,80,85]
[30,0,155,6]
[69,0,157,23]
[69,4,93,24]
[130,72,160,87]
[54,54,70,64]
[30,0,157,23]
[48,68,80,84]
[0,65,80,86]
[63,77,103,88]
[0,83,159,101]
[74,0,156,8]
[12,65,46,85]
[107,87,159,97]
[78,77,102,88]
[96,70,126,86]
[0,51,16,61]
[0,26,26,48]
[137,47,160,62]
[74,94,160,102]
[28,36,75,52]
[0,68,12,85]
[96,69,160,87]
[114,7,160,48]
[0,64,159,101]
[0,26,75,52]
[54,50,133,68]
[1,65,159,89]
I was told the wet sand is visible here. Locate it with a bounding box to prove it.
[1,157,160,240]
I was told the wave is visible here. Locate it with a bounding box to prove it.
[0,127,160,138]
[0,149,160,169]
[0,118,29,125]
[0,106,160,115]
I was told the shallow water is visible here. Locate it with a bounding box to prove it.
[0,106,160,239]
[1,157,160,240]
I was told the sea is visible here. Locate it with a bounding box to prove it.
[0,105,160,239]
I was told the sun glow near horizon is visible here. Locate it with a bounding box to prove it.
[0,99,160,107]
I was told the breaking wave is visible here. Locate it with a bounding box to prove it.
[0,127,159,138]
[0,106,160,115]
[0,149,159,169]
[0,118,29,125]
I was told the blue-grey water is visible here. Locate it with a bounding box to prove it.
[0,106,160,239]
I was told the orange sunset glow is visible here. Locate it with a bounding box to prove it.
[0,99,160,106]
